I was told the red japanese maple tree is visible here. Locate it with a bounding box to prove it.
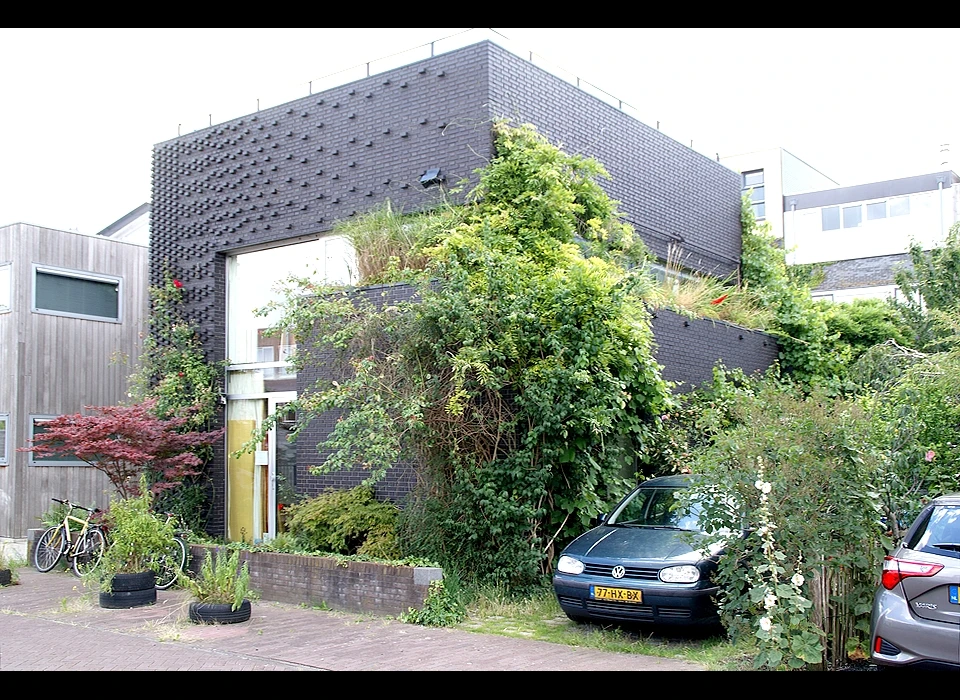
[20,399,224,499]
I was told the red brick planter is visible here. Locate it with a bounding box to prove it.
[188,545,443,617]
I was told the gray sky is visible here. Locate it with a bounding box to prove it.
[2,27,957,235]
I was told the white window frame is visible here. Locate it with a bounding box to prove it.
[822,206,841,231]
[32,264,122,323]
[0,413,9,466]
[0,262,11,313]
[889,196,911,217]
[28,415,88,467]
[742,170,765,221]
[866,201,887,221]
[842,204,863,229]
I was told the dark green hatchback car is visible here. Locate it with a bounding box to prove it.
[552,475,722,627]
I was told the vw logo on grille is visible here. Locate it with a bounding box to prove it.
[611,565,626,579]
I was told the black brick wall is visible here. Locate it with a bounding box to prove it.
[650,308,779,392]
[295,283,420,504]
[150,40,745,534]
[484,44,742,278]
[287,287,779,503]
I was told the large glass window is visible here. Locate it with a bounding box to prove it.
[889,196,911,217]
[227,235,353,369]
[843,205,863,228]
[822,206,841,231]
[742,170,765,221]
[0,263,10,312]
[867,201,887,220]
[28,416,86,466]
[33,265,121,322]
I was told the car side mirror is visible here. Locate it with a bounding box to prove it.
[594,513,607,527]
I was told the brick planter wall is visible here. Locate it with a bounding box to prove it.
[189,545,443,617]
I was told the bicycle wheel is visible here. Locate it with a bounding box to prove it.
[154,536,187,590]
[34,526,67,572]
[71,528,106,578]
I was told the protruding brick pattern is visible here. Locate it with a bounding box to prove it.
[150,41,745,535]
[650,308,779,392]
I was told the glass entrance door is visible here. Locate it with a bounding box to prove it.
[226,391,296,543]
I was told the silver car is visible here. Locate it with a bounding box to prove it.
[870,493,960,670]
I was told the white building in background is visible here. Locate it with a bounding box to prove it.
[723,146,960,303]
[97,203,150,246]
[720,147,839,242]
[783,170,960,303]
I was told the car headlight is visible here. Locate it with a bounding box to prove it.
[557,555,584,575]
[659,565,700,583]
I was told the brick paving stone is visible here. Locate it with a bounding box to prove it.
[0,568,704,671]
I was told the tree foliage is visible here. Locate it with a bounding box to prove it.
[20,400,223,499]
[128,273,227,530]
[129,274,227,429]
[249,123,671,587]
[894,222,960,351]
[686,375,886,669]
[740,198,840,386]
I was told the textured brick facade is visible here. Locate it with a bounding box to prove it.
[815,253,913,292]
[149,40,746,535]
[649,308,779,392]
[189,545,443,616]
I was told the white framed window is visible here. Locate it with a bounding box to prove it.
[32,265,122,322]
[842,205,863,228]
[822,206,841,231]
[28,415,87,467]
[0,262,10,313]
[0,413,8,466]
[889,196,910,217]
[742,170,765,220]
[866,201,886,220]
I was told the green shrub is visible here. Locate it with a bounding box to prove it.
[400,578,465,627]
[688,381,885,669]
[180,547,258,610]
[98,485,177,591]
[285,485,401,558]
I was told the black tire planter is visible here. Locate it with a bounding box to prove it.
[0,569,11,586]
[109,571,156,592]
[99,571,156,609]
[189,599,252,625]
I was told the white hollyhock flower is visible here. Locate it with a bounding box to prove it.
[759,617,773,632]
[792,572,805,587]
[764,592,778,610]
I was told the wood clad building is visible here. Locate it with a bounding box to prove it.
[0,223,148,537]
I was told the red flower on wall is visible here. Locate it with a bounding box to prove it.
[710,294,728,305]
[173,279,183,289]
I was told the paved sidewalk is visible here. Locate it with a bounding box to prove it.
[0,568,705,671]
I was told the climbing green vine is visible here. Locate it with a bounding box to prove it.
[249,123,671,587]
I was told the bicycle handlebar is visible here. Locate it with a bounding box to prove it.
[50,498,99,514]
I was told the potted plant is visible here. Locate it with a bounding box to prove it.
[180,546,258,624]
[0,549,18,586]
[96,484,176,609]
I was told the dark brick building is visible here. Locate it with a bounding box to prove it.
[150,40,770,539]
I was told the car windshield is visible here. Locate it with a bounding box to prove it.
[607,486,703,531]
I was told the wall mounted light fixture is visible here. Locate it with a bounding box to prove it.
[420,168,444,188]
